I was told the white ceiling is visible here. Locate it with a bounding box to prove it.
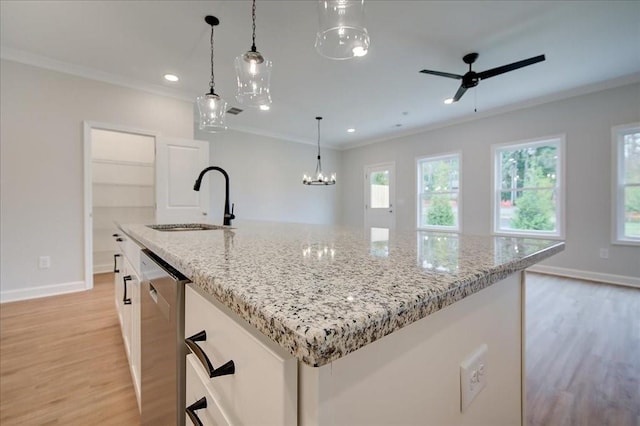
[1,1,639,149]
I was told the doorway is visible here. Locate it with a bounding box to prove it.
[364,162,396,229]
[83,122,158,290]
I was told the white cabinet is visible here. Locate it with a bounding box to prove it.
[185,354,233,426]
[113,232,142,411]
[184,284,297,426]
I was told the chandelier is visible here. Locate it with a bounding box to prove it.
[303,117,336,186]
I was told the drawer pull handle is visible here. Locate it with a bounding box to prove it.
[185,330,235,378]
[123,275,132,305]
[116,237,124,242]
[113,254,121,273]
[186,396,207,426]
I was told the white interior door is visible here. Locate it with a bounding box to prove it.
[156,137,210,224]
[364,162,396,229]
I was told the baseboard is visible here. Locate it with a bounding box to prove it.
[94,264,113,274]
[0,281,86,303]
[527,265,640,289]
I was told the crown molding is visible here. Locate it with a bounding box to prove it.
[340,72,640,151]
[1,47,196,103]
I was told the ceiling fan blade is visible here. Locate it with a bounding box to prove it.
[477,54,545,80]
[419,69,463,80]
[452,84,467,102]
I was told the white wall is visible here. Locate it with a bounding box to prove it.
[194,129,340,225]
[0,59,193,302]
[340,83,640,282]
[2,57,636,301]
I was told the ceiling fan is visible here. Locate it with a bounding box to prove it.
[420,52,546,103]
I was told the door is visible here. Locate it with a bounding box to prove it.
[364,162,396,229]
[156,137,210,224]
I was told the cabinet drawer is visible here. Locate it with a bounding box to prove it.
[186,354,232,426]
[185,285,297,426]
[114,231,142,276]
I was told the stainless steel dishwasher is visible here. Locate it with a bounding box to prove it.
[140,249,189,426]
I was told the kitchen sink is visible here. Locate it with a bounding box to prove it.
[146,223,229,232]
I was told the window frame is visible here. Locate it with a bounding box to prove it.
[612,123,640,246]
[491,135,565,239]
[416,151,462,232]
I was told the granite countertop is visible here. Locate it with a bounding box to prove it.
[121,221,564,367]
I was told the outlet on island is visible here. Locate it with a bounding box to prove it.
[460,344,488,412]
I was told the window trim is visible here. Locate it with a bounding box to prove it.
[612,123,640,246]
[416,151,462,232]
[491,135,566,239]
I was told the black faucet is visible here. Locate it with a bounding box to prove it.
[193,166,235,226]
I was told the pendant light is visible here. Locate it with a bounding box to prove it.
[315,0,370,60]
[235,0,272,109]
[303,117,336,186]
[197,16,228,132]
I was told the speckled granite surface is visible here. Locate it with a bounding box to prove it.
[121,221,564,367]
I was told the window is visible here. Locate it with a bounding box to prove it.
[613,124,640,245]
[417,153,460,230]
[493,136,564,237]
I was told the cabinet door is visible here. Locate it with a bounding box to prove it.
[155,137,210,224]
[129,267,142,411]
[113,252,124,326]
[120,261,133,359]
[185,285,297,425]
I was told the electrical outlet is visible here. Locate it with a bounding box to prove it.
[39,256,51,269]
[599,248,609,259]
[460,344,488,412]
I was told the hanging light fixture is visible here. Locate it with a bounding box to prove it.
[315,0,370,60]
[197,15,228,132]
[303,117,336,186]
[235,0,272,109]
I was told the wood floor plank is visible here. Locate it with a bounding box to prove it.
[525,273,640,426]
[1,272,638,425]
[0,273,140,425]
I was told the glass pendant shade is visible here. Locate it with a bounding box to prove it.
[315,0,370,60]
[197,15,227,132]
[197,91,228,132]
[235,52,273,108]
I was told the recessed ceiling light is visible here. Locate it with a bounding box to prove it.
[164,74,179,82]
[259,105,270,111]
[347,128,355,133]
[444,98,454,105]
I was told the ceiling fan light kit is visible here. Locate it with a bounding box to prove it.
[235,0,273,109]
[420,52,546,103]
[315,0,370,60]
[197,15,228,132]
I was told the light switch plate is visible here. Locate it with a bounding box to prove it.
[460,344,488,412]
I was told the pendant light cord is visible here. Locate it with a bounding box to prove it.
[251,0,257,52]
[316,118,323,175]
[209,24,216,93]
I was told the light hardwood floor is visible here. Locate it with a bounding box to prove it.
[526,274,640,426]
[0,273,140,425]
[1,273,638,425]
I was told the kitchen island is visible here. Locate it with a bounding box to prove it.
[122,221,564,425]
